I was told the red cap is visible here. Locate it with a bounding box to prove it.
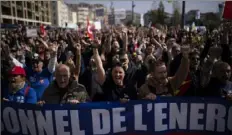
[9,66,26,77]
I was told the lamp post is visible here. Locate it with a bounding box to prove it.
[132,1,135,23]
[181,1,186,29]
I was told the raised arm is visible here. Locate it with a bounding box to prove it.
[2,43,24,68]
[93,40,106,85]
[48,43,58,73]
[200,46,221,87]
[104,33,112,54]
[170,45,190,91]
[38,38,49,49]
[73,43,82,81]
[122,28,128,52]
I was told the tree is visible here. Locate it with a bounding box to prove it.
[156,1,167,24]
[202,12,220,31]
[144,1,168,26]
[171,8,181,26]
[144,10,157,26]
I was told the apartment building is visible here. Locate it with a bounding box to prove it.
[51,1,69,27]
[77,3,91,25]
[68,10,77,25]
[1,1,52,26]
[67,3,108,27]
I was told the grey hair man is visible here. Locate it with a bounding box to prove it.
[38,64,90,104]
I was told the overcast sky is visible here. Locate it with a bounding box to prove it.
[64,0,221,14]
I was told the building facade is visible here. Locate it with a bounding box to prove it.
[1,1,52,26]
[67,3,108,27]
[51,1,70,27]
[121,10,141,25]
[92,4,108,25]
[67,3,91,27]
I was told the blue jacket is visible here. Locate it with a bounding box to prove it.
[4,83,37,104]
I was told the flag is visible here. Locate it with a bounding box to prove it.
[40,25,46,37]
[222,1,232,20]
[174,74,191,96]
[87,17,94,40]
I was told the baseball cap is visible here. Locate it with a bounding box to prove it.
[9,66,26,77]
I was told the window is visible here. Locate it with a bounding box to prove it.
[13,7,16,16]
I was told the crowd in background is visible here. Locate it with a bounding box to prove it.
[1,21,232,105]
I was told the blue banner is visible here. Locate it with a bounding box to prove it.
[1,97,232,135]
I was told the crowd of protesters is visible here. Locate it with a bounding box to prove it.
[1,21,232,105]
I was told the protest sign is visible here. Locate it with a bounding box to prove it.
[2,97,232,135]
[94,21,101,30]
[26,28,38,37]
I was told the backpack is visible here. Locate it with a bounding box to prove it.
[24,86,30,97]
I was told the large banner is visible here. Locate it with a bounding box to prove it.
[1,97,232,135]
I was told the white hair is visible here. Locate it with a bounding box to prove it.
[55,64,71,77]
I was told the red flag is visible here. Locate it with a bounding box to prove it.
[223,1,232,20]
[40,25,46,36]
[87,17,94,40]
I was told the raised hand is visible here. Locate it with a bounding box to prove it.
[92,39,101,48]
[3,98,9,102]
[75,43,81,55]
[122,27,128,34]
[37,101,46,106]
[120,98,130,103]
[181,45,190,58]
[49,42,59,53]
